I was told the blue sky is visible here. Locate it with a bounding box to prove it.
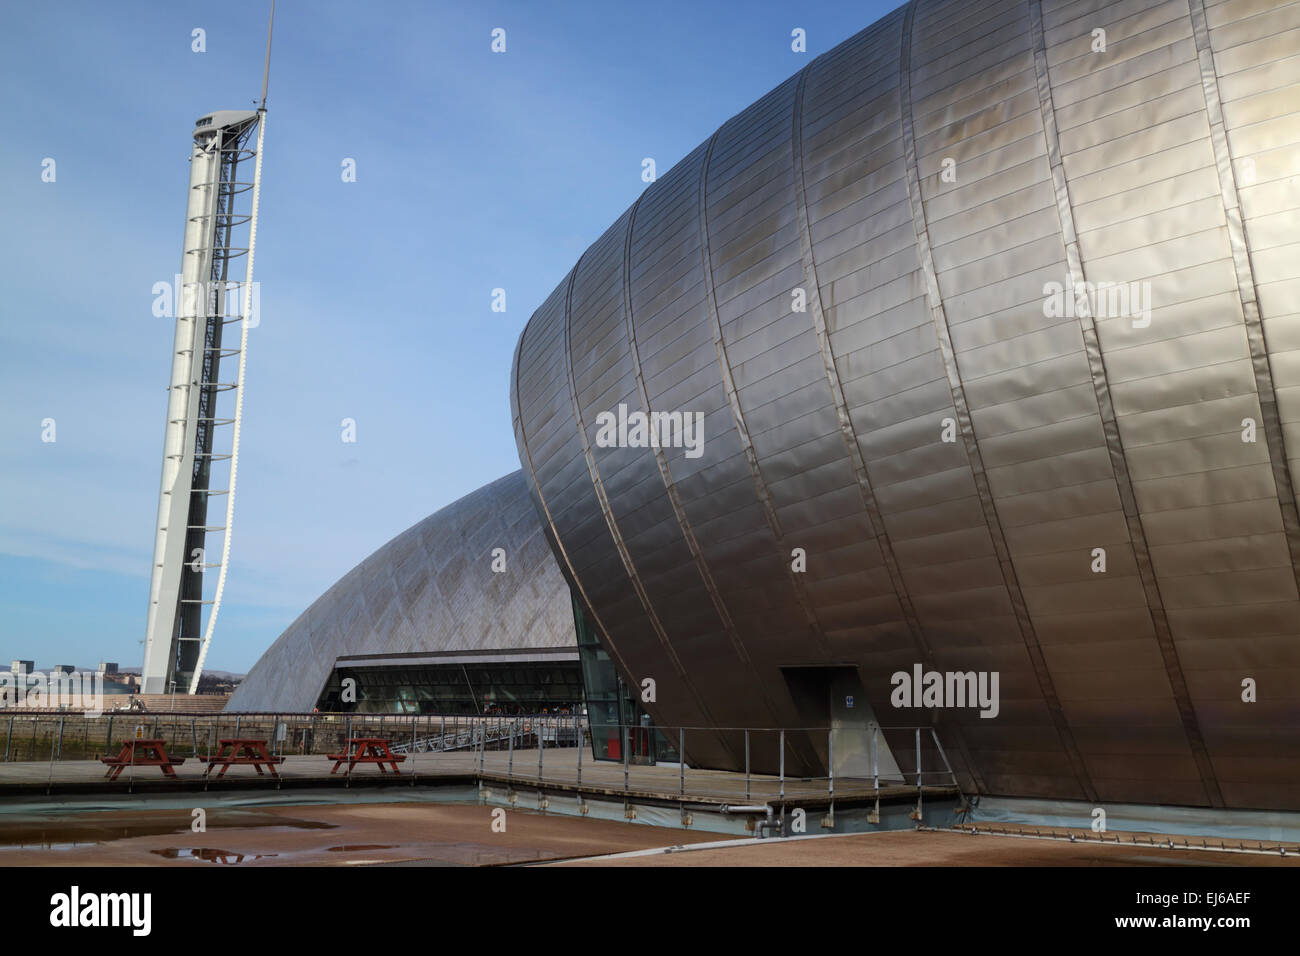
[0,0,895,674]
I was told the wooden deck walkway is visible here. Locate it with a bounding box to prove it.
[0,748,956,808]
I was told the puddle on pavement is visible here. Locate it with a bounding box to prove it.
[152,847,278,864]
[0,810,336,850]
[328,844,396,852]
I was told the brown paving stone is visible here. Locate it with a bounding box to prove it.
[0,802,735,866]
[553,830,1300,867]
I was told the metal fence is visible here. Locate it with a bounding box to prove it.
[487,722,961,806]
[0,712,960,811]
[0,711,589,761]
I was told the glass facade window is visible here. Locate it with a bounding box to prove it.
[315,661,583,715]
[306,595,674,763]
[574,594,620,760]
[572,596,676,764]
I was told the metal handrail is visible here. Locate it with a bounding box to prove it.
[2,712,961,798]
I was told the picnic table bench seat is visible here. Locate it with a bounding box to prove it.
[99,754,188,766]
[328,738,406,774]
[197,739,285,777]
[100,739,186,780]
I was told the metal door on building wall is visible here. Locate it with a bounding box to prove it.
[783,665,902,779]
[828,670,900,780]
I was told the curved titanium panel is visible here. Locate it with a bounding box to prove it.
[226,471,574,712]
[511,0,1300,809]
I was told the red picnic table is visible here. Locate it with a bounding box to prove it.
[100,739,187,780]
[327,737,407,775]
[197,738,285,778]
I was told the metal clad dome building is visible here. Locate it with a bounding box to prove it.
[511,0,1300,809]
[226,471,576,713]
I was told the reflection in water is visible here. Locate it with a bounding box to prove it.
[0,840,97,851]
[327,844,396,852]
[0,812,335,849]
[152,847,278,864]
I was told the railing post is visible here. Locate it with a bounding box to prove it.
[779,729,785,804]
[508,718,515,782]
[5,714,13,761]
[915,726,922,793]
[103,715,111,759]
[679,727,685,799]
[873,726,879,792]
[46,725,58,789]
[745,729,750,801]
[56,715,64,762]
[930,727,959,788]
[827,727,834,800]
[576,717,583,793]
[538,715,544,783]
[622,723,629,798]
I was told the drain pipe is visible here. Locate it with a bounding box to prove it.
[721,804,782,839]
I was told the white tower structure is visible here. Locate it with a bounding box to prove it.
[142,8,273,695]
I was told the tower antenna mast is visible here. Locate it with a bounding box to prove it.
[259,0,274,111]
[188,1,275,693]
